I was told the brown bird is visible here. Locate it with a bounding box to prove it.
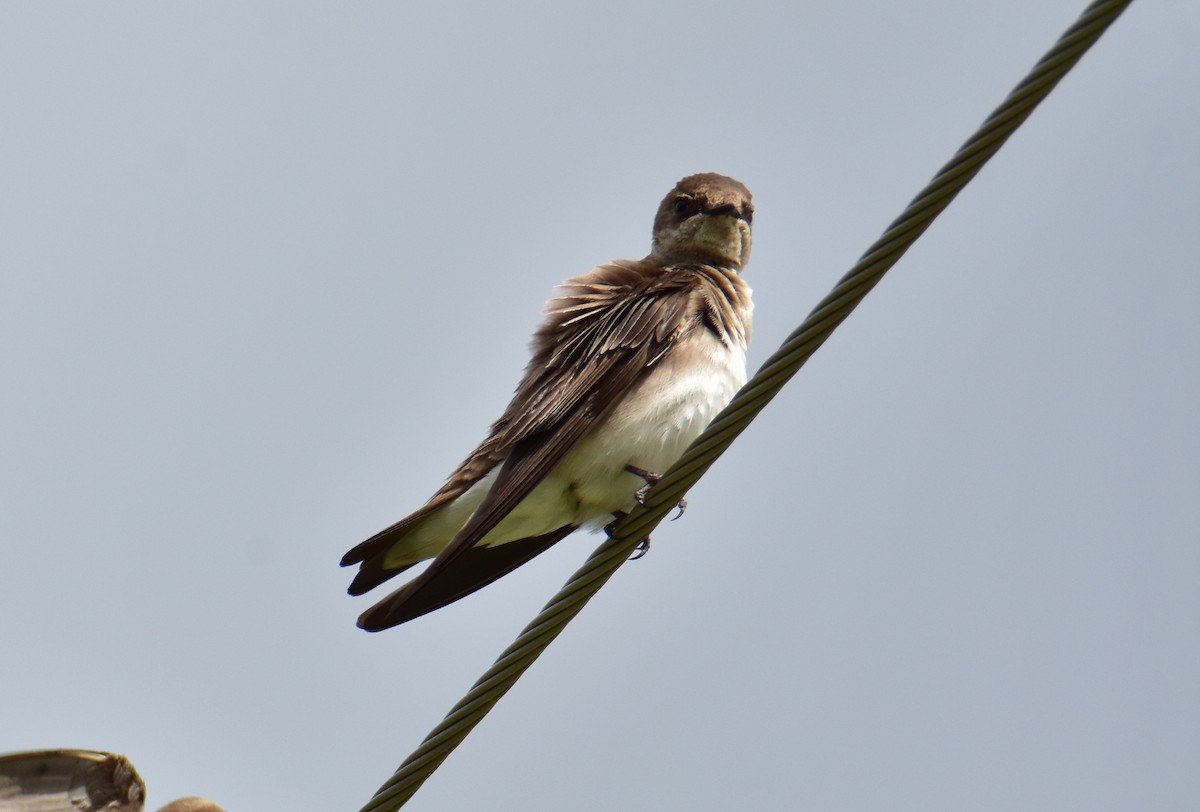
[341,173,755,630]
[0,749,224,812]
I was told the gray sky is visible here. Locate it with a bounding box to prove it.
[2,2,1197,810]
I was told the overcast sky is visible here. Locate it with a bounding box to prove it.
[2,2,1196,810]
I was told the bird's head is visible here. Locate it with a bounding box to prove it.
[651,173,754,270]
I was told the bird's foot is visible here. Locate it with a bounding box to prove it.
[605,511,652,560]
[624,465,687,520]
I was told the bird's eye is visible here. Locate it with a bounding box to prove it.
[674,197,697,217]
[743,207,754,224]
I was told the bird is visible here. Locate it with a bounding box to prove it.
[0,749,224,812]
[341,172,755,631]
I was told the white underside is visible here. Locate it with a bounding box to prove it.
[396,331,747,564]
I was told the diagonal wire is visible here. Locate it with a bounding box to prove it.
[357,2,1134,808]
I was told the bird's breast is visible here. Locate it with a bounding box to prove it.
[560,328,748,519]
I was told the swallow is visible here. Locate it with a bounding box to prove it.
[342,173,754,630]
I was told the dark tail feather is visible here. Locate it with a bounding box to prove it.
[347,557,418,596]
[341,508,442,595]
[357,525,577,631]
[341,515,422,568]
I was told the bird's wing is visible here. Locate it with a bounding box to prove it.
[0,749,145,812]
[355,260,707,629]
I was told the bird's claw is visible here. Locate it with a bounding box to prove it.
[626,464,687,519]
[606,511,652,561]
[671,496,687,520]
[615,465,688,559]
